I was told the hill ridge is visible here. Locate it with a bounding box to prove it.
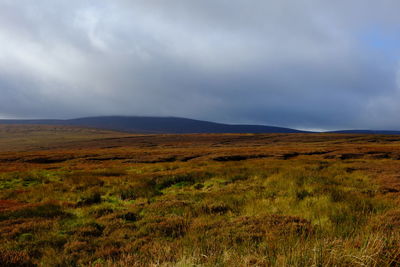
[1,116,399,134]
[0,116,305,134]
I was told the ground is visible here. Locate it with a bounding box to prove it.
[0,125,399,266]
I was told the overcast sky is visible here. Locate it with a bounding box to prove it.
[1,1,400,130]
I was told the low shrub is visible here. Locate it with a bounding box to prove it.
[0,201,66,221]
[0,250,34,267]
[137,215,188,238]
[77,189,102,206]
[119,179,160,200]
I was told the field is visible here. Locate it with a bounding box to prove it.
[0,125,399,266]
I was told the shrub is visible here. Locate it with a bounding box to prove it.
[155,172,213,190]
[0,250,34,267]
[138,216,188,238]
[118,212,139,222]
[77,188,102,206]
[199,202,232,215]
[63,172,104,189]
[0,201,66,221]
[119,179,159,200]
[74,222,104,237]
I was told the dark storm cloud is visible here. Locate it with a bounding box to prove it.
[0,0,400,130]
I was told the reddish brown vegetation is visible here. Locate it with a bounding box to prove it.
[0,127,399,266]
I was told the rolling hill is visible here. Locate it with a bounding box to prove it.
[1,116,399,134]
[0,116,306,134]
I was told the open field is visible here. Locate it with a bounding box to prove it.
[0,125,399,266]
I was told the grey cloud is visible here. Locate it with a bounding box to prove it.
[0,0,400,130]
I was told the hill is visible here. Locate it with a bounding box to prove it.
[2,116,399,135]
[0,116,305,134]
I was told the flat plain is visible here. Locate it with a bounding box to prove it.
[0,125,399,266]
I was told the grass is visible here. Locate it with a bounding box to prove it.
[0,127,399,266]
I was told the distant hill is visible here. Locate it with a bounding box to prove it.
[328,130,400,135]
[1,116,399,134]
[0,116,306,134]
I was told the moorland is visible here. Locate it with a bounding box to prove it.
[0,125,399,266]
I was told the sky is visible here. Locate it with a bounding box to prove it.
[0,0,400,130]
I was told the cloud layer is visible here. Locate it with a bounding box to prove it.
[1,0,400,130]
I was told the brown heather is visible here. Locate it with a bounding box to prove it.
[0,125,399,266]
